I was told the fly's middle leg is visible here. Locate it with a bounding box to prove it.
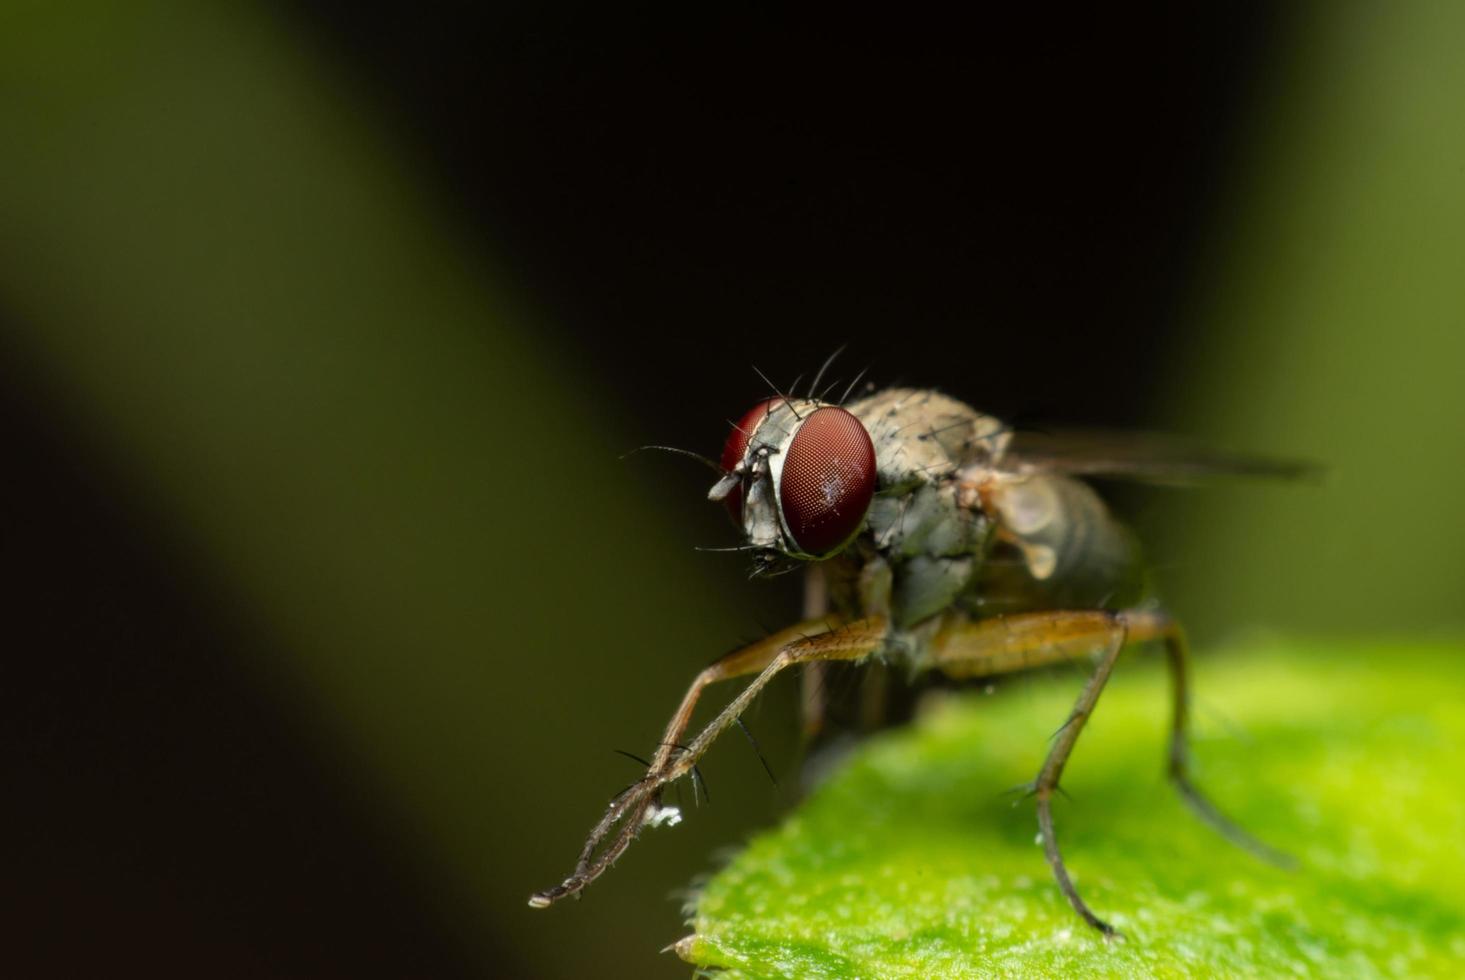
[931,609,1131,935]
[929,608,1289,936]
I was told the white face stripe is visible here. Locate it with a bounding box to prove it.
[741,398,820,555]
[765,420,792,545]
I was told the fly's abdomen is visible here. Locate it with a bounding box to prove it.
[976,473,1146,612]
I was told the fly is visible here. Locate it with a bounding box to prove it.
[530,371,1309,938]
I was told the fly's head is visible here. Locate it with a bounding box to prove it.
[708,397,877,571]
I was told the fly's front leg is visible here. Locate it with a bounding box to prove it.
[564,619,829,883]
[529,615,888,909]
[541,618,839,906]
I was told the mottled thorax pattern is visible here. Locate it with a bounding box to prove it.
[844,389,1006,632]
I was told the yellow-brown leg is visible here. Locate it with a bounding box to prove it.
[1152,613,1294,868]
[530,615,888,908]
[799,566,831,742]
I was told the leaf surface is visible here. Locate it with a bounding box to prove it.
[682,641,1465,978]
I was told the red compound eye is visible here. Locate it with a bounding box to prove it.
[779,407,876,555]
[720,399,778,519]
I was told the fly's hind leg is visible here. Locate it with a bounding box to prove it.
[1129,610,1294,868]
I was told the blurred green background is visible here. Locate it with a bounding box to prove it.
[2,3,1462,978]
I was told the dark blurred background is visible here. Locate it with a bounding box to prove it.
[4,3,1463,978]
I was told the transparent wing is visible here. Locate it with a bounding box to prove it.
[1002,428,1321,486]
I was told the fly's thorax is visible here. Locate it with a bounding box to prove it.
[846,388,1012,487]
[820,548,955,674]
[833,389,1008,629]
[868,482,987,558]
[847,476,994,631]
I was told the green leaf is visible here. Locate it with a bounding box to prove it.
[680,641,1465,977]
